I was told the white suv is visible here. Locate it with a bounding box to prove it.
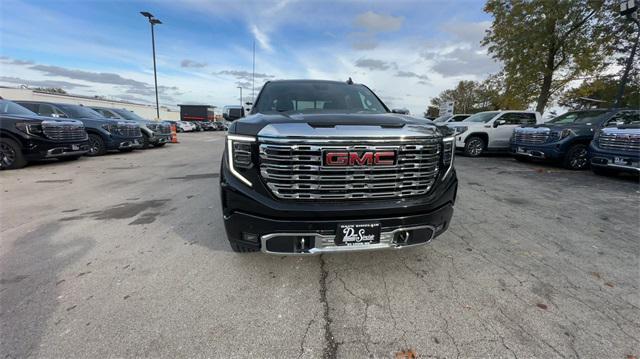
[447,110,542,156]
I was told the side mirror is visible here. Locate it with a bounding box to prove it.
[391,108,409,115]
[494,119,507,128]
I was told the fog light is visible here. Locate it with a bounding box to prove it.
[242,232,259,243]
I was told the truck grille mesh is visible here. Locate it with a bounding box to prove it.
[43,123,87,142]
[513,128,551,144]
[598,130,640,152]
[259,139,441,200]
[117,124,141,137]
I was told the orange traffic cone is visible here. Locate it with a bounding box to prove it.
[170,124,179,143]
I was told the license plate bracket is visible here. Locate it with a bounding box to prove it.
[335,222,381,246]
[613,157,627,165]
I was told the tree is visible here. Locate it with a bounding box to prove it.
[482,0,616,114]
[430,80,479,114]
[559,76,639,109]
[33,87,67,94]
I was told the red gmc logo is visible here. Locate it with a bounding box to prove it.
[323,151,396,166]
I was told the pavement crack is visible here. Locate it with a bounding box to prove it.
[319,255,338,359]
[298,311,318,359]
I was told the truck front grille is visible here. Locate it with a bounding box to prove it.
[117,124,141,137]
[259,138,441,200]
[513,128,550,144]
[43,123,88,142]
[598,131,640,152]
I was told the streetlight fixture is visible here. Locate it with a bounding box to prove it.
[140,11,162,119]
[615,0,640,108]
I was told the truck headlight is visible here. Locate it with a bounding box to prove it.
[442,136,455,181]
[227,134,255,187]
[16,122,44,136]
[558,128,575,140]
[454,126,468,135]
[101,123,119,134]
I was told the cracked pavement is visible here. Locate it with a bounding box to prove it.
[1,132,638,358]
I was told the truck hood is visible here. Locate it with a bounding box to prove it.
[518,123,595,132]
[231,112,448,138]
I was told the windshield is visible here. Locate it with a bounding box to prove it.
[254,81,388,114]
[0,100,37,116]
[433,115,452,123]
[57,104,104,119]
[463,111,499,123]
[112,109,148,122]
[548,110,606,124]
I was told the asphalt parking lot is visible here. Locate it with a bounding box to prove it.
[1,131,638,358]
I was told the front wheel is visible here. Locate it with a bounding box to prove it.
[141,134,151,148]
[563,144,588,170]
[464,136,485,157]
[0,138,27,170]
[87,134,106,156]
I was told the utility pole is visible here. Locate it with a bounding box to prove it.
[615,0,640,108]
[252,40,256,103]
[237,86,243,110]
[140,11,162,119]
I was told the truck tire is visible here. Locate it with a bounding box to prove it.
[563,144,588,170]
[464,136,485,157]
[87,134,106,156]
[0,138,27,170]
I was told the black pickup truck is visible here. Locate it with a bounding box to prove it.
[16,101,142,156]
[0,99,89,170]
[90,107,172,148]
[220,79,457,254]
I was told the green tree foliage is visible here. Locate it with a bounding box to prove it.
[482,0,616,114]
[33,87,67,94]
[559,76,640,109]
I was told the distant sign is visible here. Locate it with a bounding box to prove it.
[439,101,454,116]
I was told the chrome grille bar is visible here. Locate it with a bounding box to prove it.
[43,123,88,141]
[259,138,441,200]
[598,132,640,152]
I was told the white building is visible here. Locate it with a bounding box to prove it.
[0,86,180,121]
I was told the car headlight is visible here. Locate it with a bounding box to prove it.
[101,123,120,134]
[227,134,255,187]
[593,129,602,142]
[442,136,455,181]
[558,128,575,140]
[16,122,44,136]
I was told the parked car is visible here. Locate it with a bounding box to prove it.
[511,109,637,170]
[200,121,215,131]
[447,110,542,156]
[0,99,89,169]
[220,79,457,253]
[433,114,471,123]
[190,121,203,132]
[211,121,226,131]
[589,110,640,175]
[16,101,142,156]
[90,107,171,148]
[176,121,195,132]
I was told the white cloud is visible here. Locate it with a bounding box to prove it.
[251,24,273,52]
[354,11,403,32]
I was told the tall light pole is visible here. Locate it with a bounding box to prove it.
[615,0,640,108]
[237,86,243,111]
[140,11,162,119]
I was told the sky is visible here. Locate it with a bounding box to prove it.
[0,0,500,115]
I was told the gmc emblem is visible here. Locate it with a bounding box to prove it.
[323,151,396,166]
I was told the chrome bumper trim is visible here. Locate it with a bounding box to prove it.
[260,224,436,255]
[45,148,88,158]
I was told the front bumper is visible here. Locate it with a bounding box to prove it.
[509,142,566,160]
[221,168,457,254]
[106,136,143,150]
[149,134,171,144]
[589,144,640,173]
[22,138,90,160]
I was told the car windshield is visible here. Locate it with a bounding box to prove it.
[433,115,452,123]
[0,100,37,116]
[547,110,606,124]
[254,81,388,114]
[57,104,104,119]
[112,109,148,122]
[463,112,499,123]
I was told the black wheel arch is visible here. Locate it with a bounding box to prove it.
[465,132,489,146]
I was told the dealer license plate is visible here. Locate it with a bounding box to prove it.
[335,222,381,246]
[71,144,80,150]
[613,157,627,165]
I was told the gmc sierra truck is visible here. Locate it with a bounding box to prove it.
[0,99,89,170]
[589,110,640,175]
[220,79,457,254]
